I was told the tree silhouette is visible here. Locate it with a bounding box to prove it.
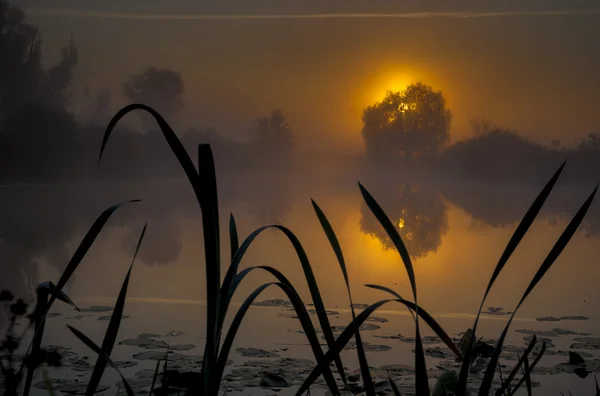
[0,0,77,118]
[122,67,184,130]
[249,109,294,171]
[359,183,448,260]
[88,89,111,126]
[361,82,451,165]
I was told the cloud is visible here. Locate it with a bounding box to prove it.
[25,8,600,21]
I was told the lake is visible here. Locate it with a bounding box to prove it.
[2,164,600,395]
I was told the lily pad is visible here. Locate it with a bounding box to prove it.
[34,379,110,395]
[80,305,113,313]
[119,335,169,349]
[235,347,280,358]
[259,373,291,388]
[132,351,185,361]
[98,315,129,321]
[170,344,195,351]
[365,316,389,323]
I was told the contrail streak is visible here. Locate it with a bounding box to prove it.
[25,8,600,21]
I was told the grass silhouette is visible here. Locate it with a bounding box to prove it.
[2,104,597,396]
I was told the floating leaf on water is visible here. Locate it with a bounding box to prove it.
[515,329,558,337]
[552,328,580,336]
[252,299,293,308]
[98,315,129,321]
[332,323,380,332]
[34,379,110,395]
[235,347,280,358]
[482,307,511,316]
[536,316,562,322]
[132,351,185,361]
[119,335,169,349]
[80,306,114,313]
[169,344,195,351]
[259,372,291,388]
[114,361,138,369]
[365,316,389,323]
[560,315,590,321]
[522,335,555,349]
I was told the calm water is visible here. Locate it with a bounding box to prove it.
[3,167,600,394]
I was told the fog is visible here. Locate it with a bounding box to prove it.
[3,3,600,394]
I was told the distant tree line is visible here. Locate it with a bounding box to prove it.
[361,82,600,186]
[0,0,294,182]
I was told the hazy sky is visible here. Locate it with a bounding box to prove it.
[16,0,600,154]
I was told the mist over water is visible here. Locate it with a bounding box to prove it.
[3,1,600,394]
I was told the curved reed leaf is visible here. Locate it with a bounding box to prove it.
[458,161,566,392]
[364,283,415,321]
[365,284,462,360]
[86,224,146,396]
[100,106,222,394]
[67,326,136,396]
[218,224,345,390]
[358,182,428,395]
[229,214,239,260]
[218,264,338,391]
[44,200,140,321]
[211,274,339,395]
[37,282,79,311]
[312,199,367,391]
[296,298,432,396]
[478,186,597,396]
[20,200,139,396]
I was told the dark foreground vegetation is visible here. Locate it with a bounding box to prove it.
[1,105,598,396]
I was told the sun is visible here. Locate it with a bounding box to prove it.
[368,72,415,104]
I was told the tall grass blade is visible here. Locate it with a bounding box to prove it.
[458,161,566,393]
[365,284,461,360]
[100,105,222,395]
[149,359,161,396]
[218,224,345,392]
[312,199,367,392]
[23,286,48,396]
[358,183,428,395]
[196,144,221,391]
[522,355,533,396]
[37,282,79,311]
[508,342,547,395]
[229,214,239,260]
[478,186,597,396]
[86,224,146,396]
[212,276,339,394]
[217,265,339,392]
[43,200,140,322]
[297,298,430,395]
[21,201,138,396]
[67,326,136,396]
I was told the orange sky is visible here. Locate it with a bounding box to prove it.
[23,1,600,155]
